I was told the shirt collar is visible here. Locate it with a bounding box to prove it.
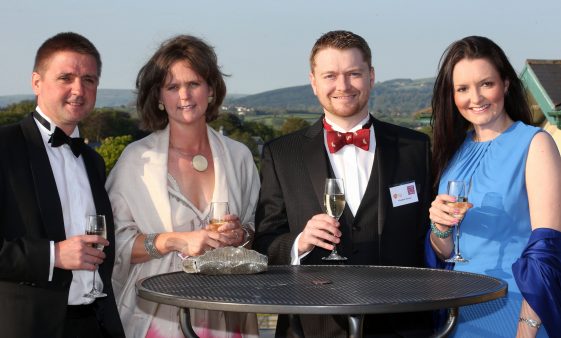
[324,113,372,133]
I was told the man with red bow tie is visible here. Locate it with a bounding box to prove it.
[254,30,433,337]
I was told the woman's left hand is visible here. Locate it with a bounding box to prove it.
[206,214,247,247]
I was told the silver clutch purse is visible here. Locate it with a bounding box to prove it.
[182,247,268,275]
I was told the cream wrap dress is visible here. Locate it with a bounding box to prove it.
[106,125,260,337]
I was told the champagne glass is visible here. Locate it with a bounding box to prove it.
[445,180,470,263]
[207,202,250,247]
[84,214,107,298]
[208,202,229,232]
[322,178,347,261]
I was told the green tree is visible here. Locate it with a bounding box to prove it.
[95,135,133,175]
[80,109,140,142]
[280,117,310,135]
[209,113,244,135]
[0,111,28,125]
[0,100,36,114]
[244,120,278,142]
[0,100,36,125]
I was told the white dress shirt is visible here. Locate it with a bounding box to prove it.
[34,107,99,305]
[291,114,376,264]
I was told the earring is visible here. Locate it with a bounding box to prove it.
[158,102,165,111]
[207,96,213,104]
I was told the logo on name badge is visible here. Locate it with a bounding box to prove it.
[407,185,415,195]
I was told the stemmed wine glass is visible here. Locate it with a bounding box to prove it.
[322,178,347,261]
[445,180,471,263]
[84,214,107,298]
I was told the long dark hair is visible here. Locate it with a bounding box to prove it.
[431,36,532,190]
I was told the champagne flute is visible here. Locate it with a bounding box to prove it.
[445,180,471,263]
[208,202,229,232]
[84,214,107,298]
[207,201,251,247]
[322,178,347,261]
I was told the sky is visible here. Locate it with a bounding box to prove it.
[1,0,560,97]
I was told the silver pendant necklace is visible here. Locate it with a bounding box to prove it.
[170,145,209,172]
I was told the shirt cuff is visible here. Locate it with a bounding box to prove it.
[290,233,311,265]
[48,241,54,281]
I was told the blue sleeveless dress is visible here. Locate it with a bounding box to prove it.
[438,121,548,337]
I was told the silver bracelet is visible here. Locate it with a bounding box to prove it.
[519,317,541,329]
[144,233,163,259]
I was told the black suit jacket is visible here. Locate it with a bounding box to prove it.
[0,114,125,337]
[254,117,433,337]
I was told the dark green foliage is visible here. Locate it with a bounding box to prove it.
[243,120,278,142]
[95,135,134,175]
[280,117,310,135]
[0,111,28,125]
[209,113,263,160]
[0,100,35,125]
[80,108,140,142]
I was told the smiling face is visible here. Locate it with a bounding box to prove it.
[452,58,510,135]
[31,51,99,134]
[310,47,374,127]
[159,60,213,129]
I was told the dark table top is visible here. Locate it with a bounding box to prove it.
[136,265,507,315]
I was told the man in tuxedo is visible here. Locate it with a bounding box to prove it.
[0,32,124,337]
[254,30,433,337]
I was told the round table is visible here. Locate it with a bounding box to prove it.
[137,265,507,337]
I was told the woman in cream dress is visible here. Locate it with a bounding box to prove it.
[107,35,260,338]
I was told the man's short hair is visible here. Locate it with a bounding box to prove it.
[34,32,102,76]
[309,30,372,71]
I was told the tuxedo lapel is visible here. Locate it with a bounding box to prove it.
[20,114,66,241]
[302,119,330,208]
[371,119,398,236]
[81,149,108,219]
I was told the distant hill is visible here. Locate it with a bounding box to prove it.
[229,78,435,115]
[1,77,435,115]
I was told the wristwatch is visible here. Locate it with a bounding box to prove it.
[519,317,541,329]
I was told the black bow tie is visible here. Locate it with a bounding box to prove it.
[33,111,84,157]
[49,127,84,157]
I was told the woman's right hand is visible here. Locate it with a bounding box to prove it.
[429,193,472,228]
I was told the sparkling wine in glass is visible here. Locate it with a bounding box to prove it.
[322,178,347,261]
[208,202,229,232]
[445,180,470,263]
[84,214,107,298]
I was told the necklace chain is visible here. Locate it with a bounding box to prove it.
[169,144,209,172]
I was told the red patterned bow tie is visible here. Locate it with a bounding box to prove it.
[323,117,373,153]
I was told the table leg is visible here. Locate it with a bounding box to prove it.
[431,307,458,338]
[348,314,364,338]
[288,314,305,338]
[179,308,199,338]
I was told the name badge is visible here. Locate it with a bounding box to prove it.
[389,181,419,207]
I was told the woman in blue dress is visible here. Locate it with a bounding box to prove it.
[428,36,561,337]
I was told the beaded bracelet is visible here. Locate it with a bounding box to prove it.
[430,221,453,239]
[144,233,164,259]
